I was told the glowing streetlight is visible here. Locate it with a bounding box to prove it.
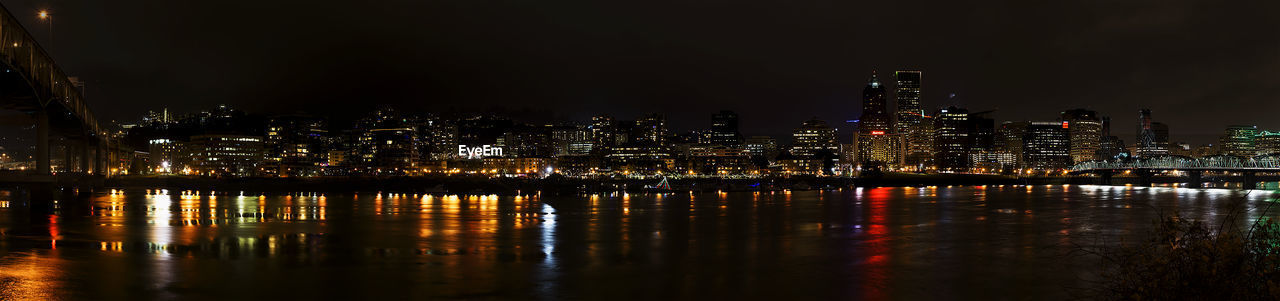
[38,10,48,19]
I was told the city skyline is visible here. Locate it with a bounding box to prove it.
[0,0,1274,145]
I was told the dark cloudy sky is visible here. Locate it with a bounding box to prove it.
[6,0,1279,144]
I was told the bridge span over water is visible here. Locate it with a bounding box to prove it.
[1070,155,1280,189]
[0,3,112,178]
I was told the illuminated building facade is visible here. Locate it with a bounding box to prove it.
[791,119,840,158]
[148,138,182,173]
[1060,109,1101,164]
[1023,122,1071,169]
[895,71,932,167]
[710,110,743,146]
[1220,125,1259,157]
[933,107,970,171]
[1256,131,1280,156]
[856,71,901,168]
[1135,109,1169,157]
[184,135,264,176]
[265,115,330,176]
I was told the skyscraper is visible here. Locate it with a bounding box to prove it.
[933,107,970,171]
[1096,116,1126,160]
[855,71,902,167]
[1136,109,1168,157]
[858,71,892,133]
[710,110,743,146]
[1024,122,1072,170]
[1220,125,1259,157]
[894,71,932,167]
[1060,109,1102,164]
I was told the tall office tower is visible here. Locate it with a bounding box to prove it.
[710,110,743,146]
[1060,109,1102,164]
[855,71,902,167]
[1135,109,1168,157]
[894,71,931,167]
[1220,125,1259,157]
[932,107,971,171]
[858,71,892,133]
[998,121,1030,168]
[1096,116,1125,160]
[1023,122,1072,170]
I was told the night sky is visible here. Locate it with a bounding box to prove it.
[5,0,1279,144]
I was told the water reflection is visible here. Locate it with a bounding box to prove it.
[0,186,1278,299]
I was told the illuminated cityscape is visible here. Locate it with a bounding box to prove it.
[2,0,1280,300]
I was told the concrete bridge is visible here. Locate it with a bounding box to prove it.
[1070,155,1280,189]
[0,3,114,178]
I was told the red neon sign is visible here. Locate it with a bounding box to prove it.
[870,130,885,135]
[1061,121,1069,129]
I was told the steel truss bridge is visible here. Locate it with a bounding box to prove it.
[1070,155,1280,189]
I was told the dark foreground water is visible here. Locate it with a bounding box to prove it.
[1,185,1279,300]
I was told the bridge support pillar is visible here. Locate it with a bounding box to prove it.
[1187,171,1203,188]
[1099,170,1113,185]
[36,108,50,175]
[1244,172,1258,190]
[1137,169,1153,187]
[79,138,90,174]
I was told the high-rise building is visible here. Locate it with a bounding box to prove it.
[856,72,901,167]
[1220,125,1259,157]
[710,110,743,146]
[1096,116,1126,160]
[1060,109,1102,164]
[998,121,1030,168]
[858,72,892,133]
[791,119,840,158]
[1023,122,1072,170]
[933,107,970,171]
[894,71,932,167]
[1135,109,1168,157]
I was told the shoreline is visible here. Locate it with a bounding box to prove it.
[87,173,1271,195]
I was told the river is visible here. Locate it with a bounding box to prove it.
[1,185,1278,299]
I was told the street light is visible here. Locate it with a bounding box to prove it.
[37,10,51,54]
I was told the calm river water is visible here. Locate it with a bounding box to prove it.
[1,185,1279,300]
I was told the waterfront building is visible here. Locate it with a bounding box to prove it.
[1096,117,1127,160]
[551,124,595,156]
[999,121,1031,168]
[1060,109,1102,164]
[482,157,553,175]
[933,107,970,171]
[894,71,932,167]
[1192,144,1220,158]
[499,125,554,158]
[265,115,330,176]
[1023,122,1072,170]
[148,138,183,173]
[184,135,264,176]
[1135,109,1169,157]
[791,119,840,158]
[856,72,902,168]
[1220,125,1259,157]
[710,110,743,146]
[1257,131,1280,156]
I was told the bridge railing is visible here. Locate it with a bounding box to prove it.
[0,4,99,137]
[1073,155,1280,171]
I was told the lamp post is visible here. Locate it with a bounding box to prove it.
[38,10,51,54]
